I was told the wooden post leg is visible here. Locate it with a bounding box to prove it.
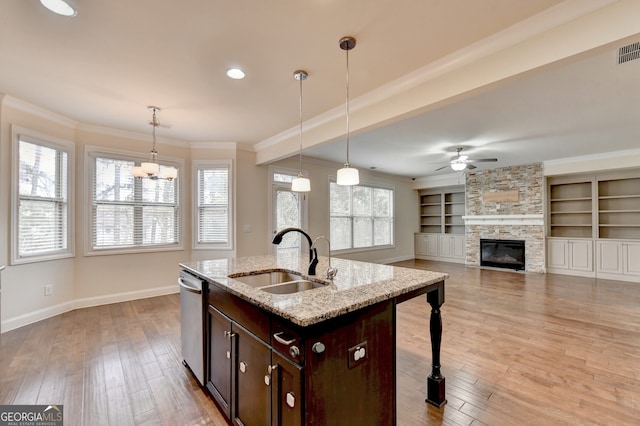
[426,281,446,408]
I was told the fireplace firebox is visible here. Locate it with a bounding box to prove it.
[480,239,525,271]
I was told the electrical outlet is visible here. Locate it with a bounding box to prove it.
[44,284,53,296]
[347,341,368,369]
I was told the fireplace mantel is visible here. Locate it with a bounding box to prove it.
[462,214,544,226]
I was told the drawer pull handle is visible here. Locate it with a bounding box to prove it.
[274,332,295,346]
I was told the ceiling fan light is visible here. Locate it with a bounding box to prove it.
[291,176,311,192]
[40,0,77,16]
[451,162,467,171]
[337,164,359,186]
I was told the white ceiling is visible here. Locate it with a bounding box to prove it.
[1,0,639,179]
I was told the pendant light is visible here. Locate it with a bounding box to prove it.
[336,36,359,186]
[291,70,311,192]
[131,106,178,180]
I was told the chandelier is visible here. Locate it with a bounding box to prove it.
[131,106,178,180]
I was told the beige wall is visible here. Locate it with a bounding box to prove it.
[1,97,417,332]
[0,98,270,332]
[272,156,418,264]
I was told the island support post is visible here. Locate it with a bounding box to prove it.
[426,281,446,407]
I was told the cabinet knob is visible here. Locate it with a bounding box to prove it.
[239,361,247,373]
[286,392,296,408]
[312,342,326,354]
[289,346,300,358]
[268,364,278,374]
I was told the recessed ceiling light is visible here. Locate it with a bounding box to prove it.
[226,68,246,80]
[40,0,77,16]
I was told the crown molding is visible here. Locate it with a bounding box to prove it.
[2,95,79,129]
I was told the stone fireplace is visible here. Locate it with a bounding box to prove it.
[463,163,545,273]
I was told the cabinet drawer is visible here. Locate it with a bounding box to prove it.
[271,318,304,365]
[208,281,271,343]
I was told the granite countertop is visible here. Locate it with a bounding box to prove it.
[180,253,448,327]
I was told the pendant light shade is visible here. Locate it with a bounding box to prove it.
[336,36,359,186]
[291,70,311,192]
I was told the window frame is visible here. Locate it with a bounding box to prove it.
[328,178,395,253]
[84,145,184,256]
[193,159,234,251]
[11,126,75,265]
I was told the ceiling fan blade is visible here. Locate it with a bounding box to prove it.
[468,158,497,163]
[466,164,477,170]
[434,165,449,171]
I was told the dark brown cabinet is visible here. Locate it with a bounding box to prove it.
[271,352,302,426]
[206,306,233,418]
[234,324,272,425]
[206,281,397,425]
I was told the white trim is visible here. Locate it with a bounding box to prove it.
[77,123,189,148]
[192,159,234,251]
[0,285,179,334]
[3,96,78,128]
[462,214,544,226]
[11,126,76,265]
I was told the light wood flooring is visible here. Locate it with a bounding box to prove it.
[1,260,639,425]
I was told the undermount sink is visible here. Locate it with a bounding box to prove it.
[229,270,326,294]
[260,280,324,294]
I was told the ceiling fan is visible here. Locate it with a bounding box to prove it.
[434,147,497,171]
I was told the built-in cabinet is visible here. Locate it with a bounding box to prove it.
[596,240,640,279]
[416,186,466,264]
[546,171,640,282]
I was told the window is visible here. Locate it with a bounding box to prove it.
[12,128,74,264]
[195,161,232,249]
[270,168,307,254]
[89,150,180,253]
[330,181,394,251]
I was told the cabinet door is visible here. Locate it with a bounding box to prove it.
[438,235,452,258]
[547,239,569,269]
[623,242,640,276]
[452,235,465,259]
[207,306,233,418]
[415,234,427,256]
[597,240,623,274]
[568,240,593,272]
[425,234,439,256]
[234,325,272,426]
[272,351,303,426]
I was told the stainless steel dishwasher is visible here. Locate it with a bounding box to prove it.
[178,270,205,385]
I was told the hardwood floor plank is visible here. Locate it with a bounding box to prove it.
[1,260,639,425]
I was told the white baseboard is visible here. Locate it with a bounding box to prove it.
[1,285,179,334]
[380,255,415,264]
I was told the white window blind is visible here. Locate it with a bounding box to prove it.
[330,181,394,251]
[92,155,179,250]
[196,164,230,246]
[17,140,69,257]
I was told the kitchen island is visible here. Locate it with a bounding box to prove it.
[180,253,447,425]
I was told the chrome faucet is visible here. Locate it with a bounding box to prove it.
[272,227,318,274]
[310,236,337,280]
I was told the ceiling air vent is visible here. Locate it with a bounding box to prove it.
[618,42,640,64]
